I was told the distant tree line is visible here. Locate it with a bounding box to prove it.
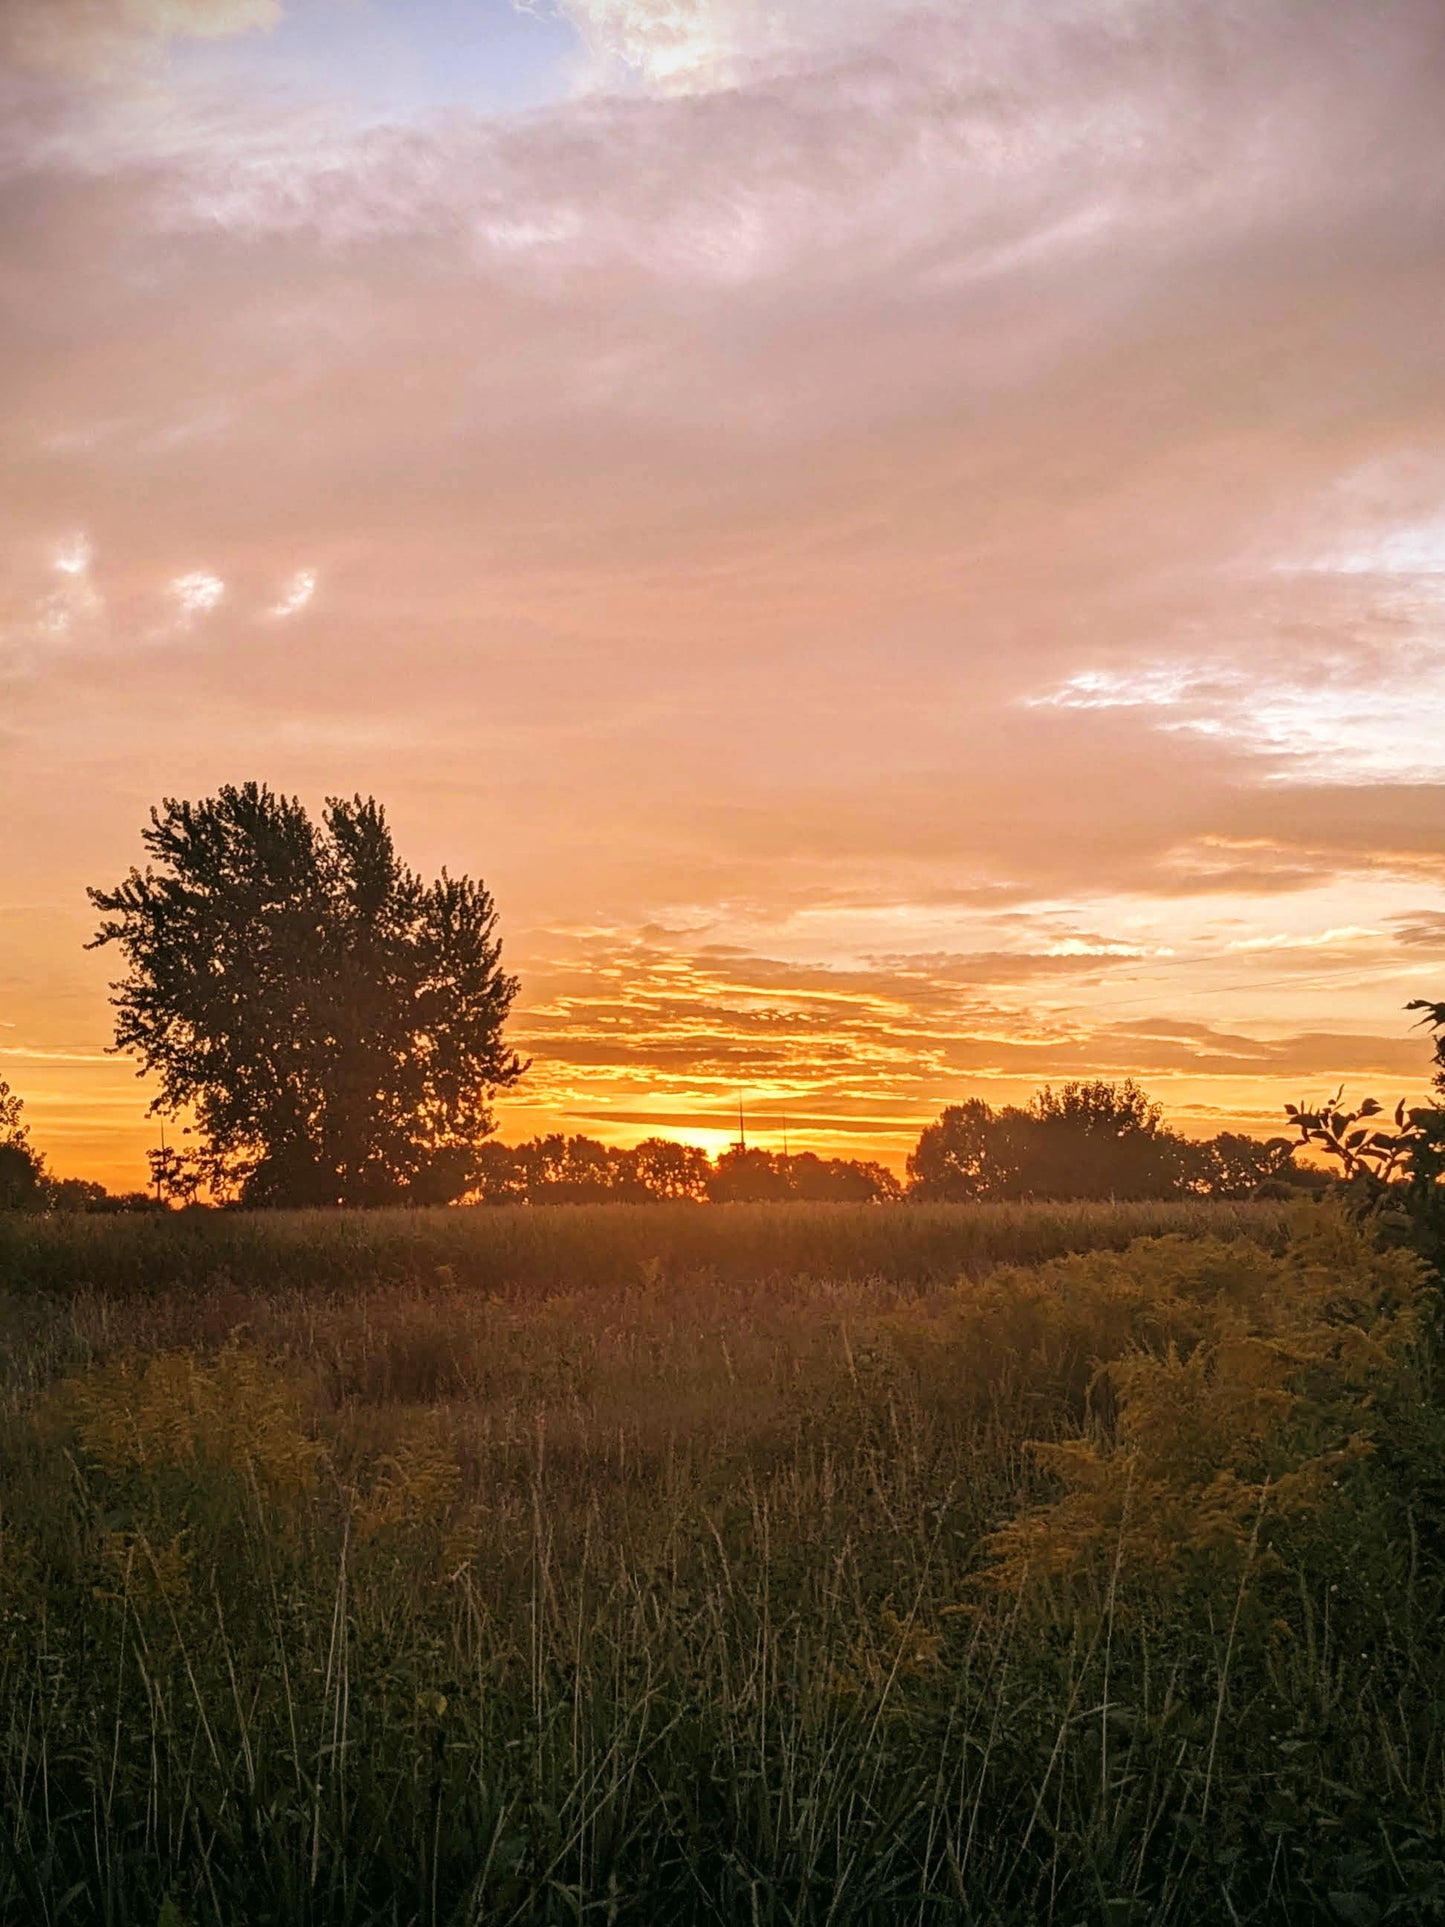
[470,1137,902,1205]
[453,1036,1445,1215]
[467,1093,1315,1207]
[905,1080,1315,1204]
[2,1064,1322,1211]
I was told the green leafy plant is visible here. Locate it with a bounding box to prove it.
[1284,1090,1420,1185]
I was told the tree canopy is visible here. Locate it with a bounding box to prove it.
[89,784,524,1208]
[467,1135,899,1205]
[706,1146,901,1204]
[470,1134,699,1206]
[0,1075,43,1211]
[907,1080,1306,1203]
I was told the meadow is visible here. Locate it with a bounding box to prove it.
[0,1197,1290,1302]
[2,1198,1443,1925]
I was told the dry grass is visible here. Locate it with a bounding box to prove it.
[0,1195,1290,1301]
[0,1200,1441,1925]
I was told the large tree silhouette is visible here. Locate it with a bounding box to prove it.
[89,784,524,1207]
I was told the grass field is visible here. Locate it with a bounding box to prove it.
[2,1199,1443,1924]
[0,1196,1291,1301]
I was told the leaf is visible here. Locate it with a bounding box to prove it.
[1327,1894,1380,1927]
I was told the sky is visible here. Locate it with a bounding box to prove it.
[3,0,1445,1188]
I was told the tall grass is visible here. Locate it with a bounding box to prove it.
[0,1197,1289,1301]
[1,1203,1442,1924]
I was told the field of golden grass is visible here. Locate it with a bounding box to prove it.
[0,1196,1291,1300]
[1,1199,1442,1924]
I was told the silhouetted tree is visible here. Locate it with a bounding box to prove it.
[783,1151,902,1202]
[89,784,524,1208]
[147,1143,201,1208]
[511,1134,636,1204]
[469,1139,529,1205]
[0,1076,44,1211]
[707,1145,900,1203]
[1285,1090,1421,1187]
[1281,1007,1445,1273]
[907,1098,1025,1201]
[469,1134,713,1204]
[706,1146,796,1203]
[43,1177,113,1213]
[1407,998,1445,1084]
[1404,1000,1445,1194]
[0,1143,42,1212]
[628,1137,711,1201]
[907,1081,1197,1202]
[1183,1130,1299,1199]
[1022,1080,1186,1200]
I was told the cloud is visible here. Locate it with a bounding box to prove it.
[1224,927,1382,955]
[1,534,106,677]
[40,538,105,638]
[169,570,225,622]
[0,1045,117,1064]
[1390,912,1445,953]
[551,0,922,93]
[1,0,284,75]
[4,0,1445,1177]
[491,923,1436,1157]
[1030,629,1445,784]
[269,568,316,618]
[54,534,93,576]
[555,0,742,89]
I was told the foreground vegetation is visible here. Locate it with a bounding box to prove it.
[3,1198,1444,1924]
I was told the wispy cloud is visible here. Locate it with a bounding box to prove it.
[1028,633,1445,784]
[1224,927,1383,955]
[169,571,225,624]
[493,924,1435,1156]
[38,536,104,640]
[269,568,316,619]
